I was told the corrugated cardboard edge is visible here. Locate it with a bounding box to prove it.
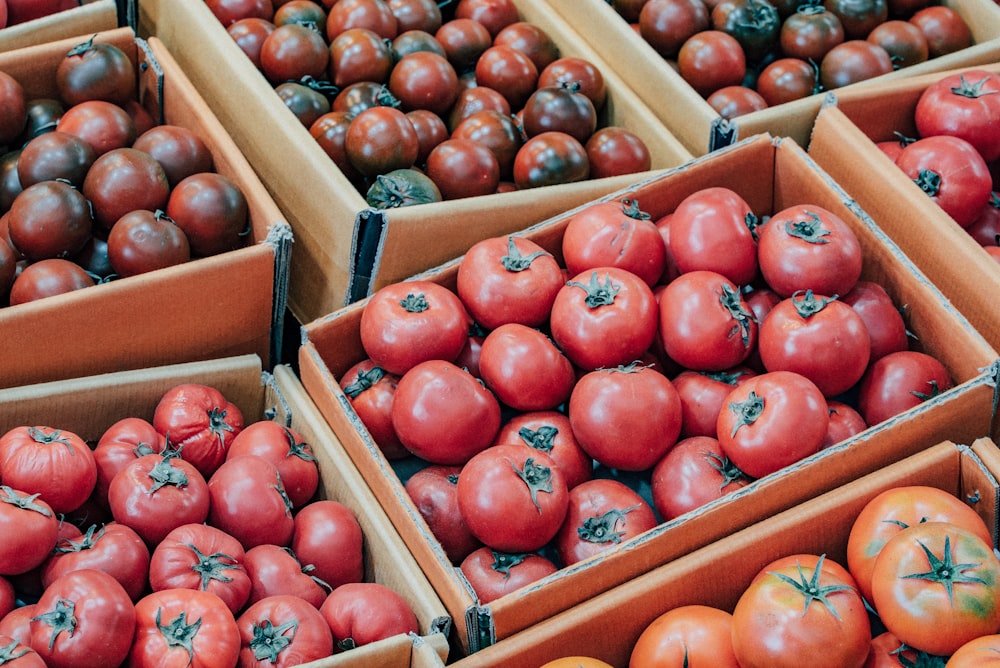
[0,0,120,52]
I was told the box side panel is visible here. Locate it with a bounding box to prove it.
[0,1,121,52]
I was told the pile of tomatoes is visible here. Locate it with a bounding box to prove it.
[0,36,251,307]
[0,382,420,667]
[340,185,954,603]
[205,0,653,206]
[608,0,974,118]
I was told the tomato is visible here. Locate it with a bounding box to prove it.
[55,99,135,158]
[152,383,244,479]
[542,659,613,668]
[521,83,597,145]
[478,323,576,411]
[391,359,501,464]
[227,18,278,69]
[389,0,442,33]
[227,421,318,508]
[513,130,591,189]
[388,51,459,117]
[585,126,652,178]
[857,350,952,426]
[668,186,759,286]
[0,579,12,621]
[56,37,135,108]
[30,569,135,668]
[707,85,769,119]
[320,582,418,651]
[18,97,63,147]
[130,589,240,668]
[365,167,443,208]
[0,635,43,668]
[108,453,211,546]
[0,605,36,649]
[872,522,1000,656]
[969,192,1000,247]
[434,18,491,73]
[896,134,993,228]
[107,209,191,277]
[640,0,711,58]
[840,280,908,363]
[475,45,539,111]
[867,20,929,68]
[864,631,928,667]
[243,544,328,608]
[822,399,867,448]
[630,604,739,667]
[16,131,93,189]
[0,70,24,147]
[651,435,751,520]
[237,594,333,666]
[0,486,58,576]
[672,367,756,438]
[538,57,608,111]
[259,22,329,83]
[454,0,519,38]
[678,30,747,97]
[555,478,657,566]
[493,411,594,490]
[717,370,829,478]
[909,5,971,58]
[360,280,470,375]
[82,147,170,232]
[756,57,820,106]
[275,80,333,128]
[311,110,362,183]
[407,108,449,166]
[757,203,863,298]
[915,70,1000,163]
[459,547,558,603]
[712,0,781,63]
[340,359,408,459]
[781,4,845,62]
[148,523,250,615]
[550,267,658,371]
[425,137,500,199]
[92,418,165,509]
[947,634,1000,667]
[291,500,364,592]
[166,171,249,257]
[7,180,92,261]
[826,0,888,39]
[208,455,295,550]
[0,426,96,515]
[405,465,482,563]
[447,87,511,134]
[8,258,93,305]
[206,0,274,25]
[451,109,524,180]
[494,21,560,73]
[132,124,214,188]
[41,522,150,602]
[274,0,327,27]
[659,270,757,371]
[325,0,398,40]
[731,554,871,668]
[345,105,420,177]
[819,40,893,89]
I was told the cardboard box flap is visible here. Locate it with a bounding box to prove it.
[0,0,121,53]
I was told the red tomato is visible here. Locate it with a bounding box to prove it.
[475,45,539,111]
[55,99,135,157]
[454,0,519,37]
[840,280,908,363]
[329,27,393,87]
[493,410,594,490]
[781,4,845,61]
[555,478,658,567]
[716,370,828,478]
[148,523,251,615]
[457,443,569,552]
[451,109,524,180]
[459,547,558,603]
[538,57,608,110]
[8,258,94,305]
[320,582,419,651]
[569,362,683,471]
[0,578,12,620]
[909,5,971,58]
[130,589,240,668]
[677,30,747,97]
[152,383,245,478]
[41,522,150,602]
[237,594,334,666]
[856,350,952,426]
[478,323,576,411]
[640,0,711,58]
[672,367,756,438]
[227,421,318,508]
[92,417,165,509]
[424,137,500,200]
[867,20,929,68]
[292,500,364,591]
[668,186,759,285]
[968,192,1000,247]
[405,465,482,564]
[0,634,43,668]
[208,455,295,550]
[756,57,822,106]
[0,486,58,576]
[326,0,398,40]
[389,51,459,117]
[345,105,420,177]
[706,85,769,119]
[7,179,92,261]
[339,359,408,459]
[512,131,590,190]
[521,83,597,145]
[494,21,560,72]
[630,604,739,667]
[0,426,96,514]
[165,172,249,257]
[947,634,1000,667]
[895,134,993,228]
[132,124,214,189]
[82,147,170,231]
[435,18,492,72]
[585,126,652,178]
[55,37,136,108]
[107,209,191,277]
[822,399,867,448]
[651,435,751,520]
[819,40,893,89]
[244,544,328,608]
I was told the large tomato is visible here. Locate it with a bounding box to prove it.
[152,384,244,478]
[243,544,327,609]
[129,589,240,668]
[630,604,739,667]
[478,323,576,411]
[0,426,96,514]
[41,522,150,602]
[0,485,58,576]
[81,147,170,231]
[856,350,952,426]
[319,582,419,651]
[291,500,364,592]
[208,455,295,550]
[236,594,334,667]
[667,186,759,286]
[459,547,558,604]
[840,280,908,363]
[493,410,594,490]
[226,421,318,508]
[819,39,893,89]
[424,137,500,200]
[651,435,751,520]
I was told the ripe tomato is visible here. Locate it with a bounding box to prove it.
[915,70,1000,163]
[447,86,510,133]
[56,37,135,108]
[630,604,739,667]
[555,478,658,566]
[0,635,43,668]
[0,71,25,145]
[153,383,245,478]
[237,594,334,666]
[475,45,539,111]
[867,20,929,68]
[41,522,150,602]
[291,500,364,591]
[478,323,576,411]
[494,21,560,72]
[947,634,1000,667]
[521,83,598,145]
[82,146,170,231]
[731,554,871,668]
[512,131,590,190]
[320,582,419,650]
[208,455,295,550]
[672,367,756,438]
[340,359,408,459]
[707,85,769,120]
[130,589,240,668]
[717,370,828,478]
[345,105,420,177]
[872,522,1000,656]
[640,0,711,58]
[8,258,94,305]
[539,57,607,111]
[822,399,867,448]
[15,132,91,189]
[55,99,136,157]
[244,544,328,608]
[856,350,952,426]
[585,126,652,178]
[311,110,363,183]
[756,57,820,106]
[228,18,277,69]
[712,0,781,62]
[820,40,893,89]
[325,0,398,40]
[451,109,523,180]
[92,417,165,509]
[425,137,500,200]
[8,179,92,261]
[0,486,58,576]
[668,186,759,285]
[389,51,459,117]
[405,465,482,563]
[0,426,96,514]
[840,280,908,363]
[365,167,443,208]
[909,5,971,58]
[166,171,249,257]
[895,135,993,228]
[781,4,845,62]
[227,420,318,508]
[493,410,594,491]
[329,27,393,87]
[107,209,191,277]
[435,18,491,72]
[259,22,329,83]
[826,0,887,38]
[651,435,751,520]
[678,30,747,98]
[459,547,558,603]
[454,0,519,37]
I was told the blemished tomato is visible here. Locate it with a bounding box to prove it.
[243,544,328,608]
[585,126,652,178]
[909,5,971,58]
[478,323,576,412]
[365,167,443,208]
[405,465,482,564]
[872,522,1000,657]
[0,426,96,515]
[731,554,871,668]
[640,0,711,58]
[630,604,739,667]
[55,37,135,108]
[320,582,419,651]
[0,485,58,576]
[651,435,751,520]
[668,186,759,286]
[915,70,1000,163]
[227,420,318,508]
[153,383,245,478]
[460,547,559,603]
[841,280,908,363]
[41,522,151,602]
[8,258,94,305]
[237,594,334,666]
[512,131,590,190]
[678,30,747,97]
[717,370,829,478]
[208,455,295,550]
[291,500,364,591]
[819,40,894,90]
[895,134,993,228]
[555,478,658,566]
[856,350,952,426]
[130,588,240,668]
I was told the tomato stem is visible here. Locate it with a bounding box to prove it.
[565,271,621,309]
[248,619,299,662]
[155,608,201,664]
[511,457,554,512]
[0,639,29,663]
[728,391,765,437]
[577,505,640,544]
[500,235,551,272]
[516,425,559,454]
[183,543,243,591]
[32,598,78,650]
[767,554,855,620]
[913,169,942,198]
[790,289,838,318]
[489,550,529,577]
[901,535,987,604]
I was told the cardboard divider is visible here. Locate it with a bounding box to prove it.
[299,133,1000,654]
[0,28,291,388]
[0,0,121,52]
[548,0,1000,155]
[301,632,449,668]
[446,439,1000,666]
[137,0,695,322]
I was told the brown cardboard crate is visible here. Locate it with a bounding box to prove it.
[302,632,448,668]
[0,353,452,663]
[298,133,1000,654]
[0,28,291,388]
[446,438,1000,666]
[807,63,1000,355]
[0,0,121,52]
[136,0,695,323]
[548,0,1000,155]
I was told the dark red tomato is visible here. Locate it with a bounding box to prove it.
[388,0,442,33]
[538,57,607,111]
[41,522,150,602]
[7,180,91,261]
[780,4,845,62]
[0,71,25,146]
[717,370,829,478]
[758,290,871,397]
[0,238,15,297]
[405,465,482,563]
[227,17,278,70]
[521,83,597,145]
[277,80,333,127]
[659,270,758,372]
[359,279,470,375]
[840,280,908,362]
[132,124,214,188]
[459,547,558,603]
[826,0,888,39]
[493,410,594,490]
[320,582,419,651]
[447,87,511,133]
[0,150,23,212]
[651,435,751,520]
[493,21,560,72]
[227,421,319,508]
[55,100,135,157]
[243,544,327,608]
[757,203,863,297]
[274,0,327,27]
[206,0,275,25]
[706,85,768,119]
[0,426,96,515]
[867,20,928,69]
[391,359,501,464]
[668,186,759,286]
[454,0,519,37]
[106,209,191,277]
[82,147,170,231]
[18,97,65,145]
[166,172,249,257]
[585,126,652,178]
[856,350,952,426]
[451,110,523,180]
[259,22,329,83]
[894,134,993,228]
[236,594,333,667]
[822,399,867,448]
[475,45,539,111]
[345,105,420,177]
[550,267,658,371]
[819,40,893,90]
[131,589,240,668]
[640,0,711,58]
[208,455,295,550]
[340,358,408,459]
[915,70,1000,163]
[153,383,245,478]
[457,443,569,552]
[389,51,460,117]
[555,478,657,567]
[291,500,364,591]
[326,0,398,40]
[434,18,492,73]
[513,131,589,190]
[711,0,781,63]
[678,30,747,97]
[672,367,757,438]
[756,57,820,106]
[310,110,363,182]
[56,37,136,108]
[569,362,683,471]
[969,192,1000,247]
[909,5,971,58]
[0,485,58,576]
[18,133,92,190]
[8,258,94,305]
[328,27,392,87]
[425,137,500,199]
[478,323,576,411]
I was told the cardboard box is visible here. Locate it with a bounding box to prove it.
[298,133,1000,654]
[807,63,1000,354]
[302,632,448,668]
[0,0,122,52]
[446,438,1000,666]
[548,0,1000,155]
[137,0,695,322]
[0,28,292,388]
[0,353,452,663]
